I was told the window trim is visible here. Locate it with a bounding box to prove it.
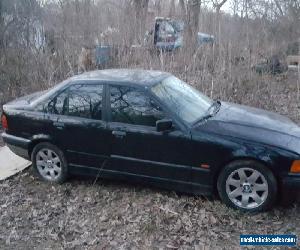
[35,80,188,133]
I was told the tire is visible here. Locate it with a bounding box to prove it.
[31,142,68,184]
[217,160,277,212]
[279,186,297,208]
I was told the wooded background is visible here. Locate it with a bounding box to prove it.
[0,0,299,110]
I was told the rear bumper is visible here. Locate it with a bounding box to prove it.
[1,132,31,160]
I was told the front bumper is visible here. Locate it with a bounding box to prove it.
[282,174,300,188]
[1,132,31,160]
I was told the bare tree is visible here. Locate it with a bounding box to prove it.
[133,0,149,44]
[83,0,92,46]
[179,0,187,17]
[169,0,175,17]
[212,0,228,34]
[0,0,4,49]
[0,0,299,120]
[179,0,201,50]
[154,0,162,16]
[212,0,228,55]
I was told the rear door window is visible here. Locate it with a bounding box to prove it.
[46,84,104,120]
[47,90,69,115]
[68,85,103,120]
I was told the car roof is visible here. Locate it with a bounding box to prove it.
[70,69,171,86]
[29,69,171,108]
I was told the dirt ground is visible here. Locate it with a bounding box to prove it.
[0,172,299,250]
[0,72,300,249]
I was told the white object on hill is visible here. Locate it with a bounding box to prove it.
[0,146,31,180]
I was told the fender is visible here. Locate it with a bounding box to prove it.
[28,134,55,156]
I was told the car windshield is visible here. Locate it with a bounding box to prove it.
[151,76,213,124]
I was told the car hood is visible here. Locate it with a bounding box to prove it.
[193,102,300,154]
[217,102,300,136]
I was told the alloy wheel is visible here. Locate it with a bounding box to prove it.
[36,148,62,181]
[225,167,269,209]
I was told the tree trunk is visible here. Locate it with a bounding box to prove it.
[213,0,228,56]
[0,0,3,48]
[179,0,187,18]
[154,0,162,16]
[83,0,92,46]
[75,0,80,26]
[134,0,149,44]
[186,0,201,49]
[169,0,175,17]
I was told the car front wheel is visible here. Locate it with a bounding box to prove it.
[31,142,68,183]
[217,160,277,212]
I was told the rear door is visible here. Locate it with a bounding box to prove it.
[42,83,110,169]
[106,84,194,187]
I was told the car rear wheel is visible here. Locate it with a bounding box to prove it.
[31,142,68,183]
[217,160,277,212]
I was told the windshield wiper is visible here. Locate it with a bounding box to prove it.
[193,100,221,125]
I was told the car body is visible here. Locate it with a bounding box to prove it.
[1,69,300,212]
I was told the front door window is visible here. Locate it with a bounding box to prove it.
[110,85,164,127]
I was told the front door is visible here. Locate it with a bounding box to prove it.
[106,84,194,188]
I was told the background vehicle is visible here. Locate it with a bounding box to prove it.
[1,69,300,212]
[150,17,214,51]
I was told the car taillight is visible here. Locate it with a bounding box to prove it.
[1,114,8,130]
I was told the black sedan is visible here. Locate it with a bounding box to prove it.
[1,69,300,212]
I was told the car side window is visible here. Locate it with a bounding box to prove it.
[110,85,164,127]
[45,84,103,120]
[68,85,103,119]
[47,90,69,115]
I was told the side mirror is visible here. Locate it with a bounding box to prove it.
[156,119,173,132]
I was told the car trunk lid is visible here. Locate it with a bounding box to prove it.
[3,90,46,111]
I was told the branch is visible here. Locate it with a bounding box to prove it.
[274,0,284,16]
[213,0,228,9]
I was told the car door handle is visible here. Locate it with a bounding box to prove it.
[53,121,65,129]
[112,130,126,138]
